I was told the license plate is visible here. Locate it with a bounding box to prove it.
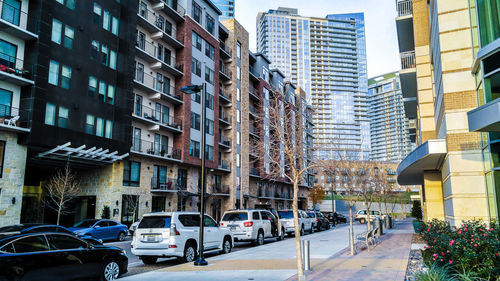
[142,234,158,242]
[230,226,236,231]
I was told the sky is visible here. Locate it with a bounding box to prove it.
[233,0,401,79]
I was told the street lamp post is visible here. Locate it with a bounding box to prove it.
[181,83,208,266]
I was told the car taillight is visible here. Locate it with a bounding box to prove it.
[171,223,180,235]
[169,245,177,248]
[220,222,224,226]
[315,218,319,222]
[243,221,253,227]
[355,214,358,218]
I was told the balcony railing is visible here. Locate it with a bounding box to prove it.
[397,0,413,17]
[0,0,38,35]
[258,188,274,198]
[158,0,186,17]
[0,52,34,81]
[136,39,181,70]
[137,6,180,41]
[219,42,232,56]
[400,51,416,70]
[249,66,259,79]
[249,125,259,137]
[219,62,232,78]
[151,177,180,191]
[218,160,231,170]
[211,184,230,195]
[219,135,231,147]
[219,111,232,124]
[249,86,260,100]
[219,88,232,101]
[131,138,181,160]
[250,167,260,177]
[133,103,182,130]
[134,68,182,101]
[249,104,259,116]
[0,104,30,129]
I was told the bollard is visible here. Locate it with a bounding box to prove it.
[302,240,311,271]
[384,216,389,229]
[375,217,383,235]
[388,215,393,229]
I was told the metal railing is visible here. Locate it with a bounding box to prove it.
[258,188,274,198]
[131,138,181,160]
[136,38,179,68]
[133,103,182,130]
[0,52,34,80]
[250,167,260,176]
[249,125,259,136]
[151,177,179,191]
[397,0,413,17]
[0,104,30,128]
[249,104,259,116]
[0,0,38,33]
[219,110,232,124]
[219,88,232,101]
[211,184,230,194]
[400,51,416,69]
[218,160,231,170]
[249,86,260,99]
[219,42,232,56]
[249,66,259,78]
[219,135,231,147]
[134,68,182,101]
[219,62,232,78]
[138,6,178,40]
[160,0,186,16]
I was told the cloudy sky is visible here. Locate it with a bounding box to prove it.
[233,0,401,78]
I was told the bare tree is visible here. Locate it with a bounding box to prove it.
[43,163,80,225]
[253,90,318,281]
[123,186,150,223]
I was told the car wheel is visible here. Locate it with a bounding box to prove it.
[102,260,120,281]
[300,226,305,236]
[255,230,264,246]
[327,223,331,230]
[140,256,157,265]
[277,228,285,241]
[183,242,197,263]
[117,232,126,241]
[220,237,232,254]
[310,225,314,234]
[360,218,366,224]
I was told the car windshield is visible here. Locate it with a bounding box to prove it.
[138,216,171,229]
[73,220,99,228]
[307,212,316,218]
[222,212,248,221]
[278,211,294,219]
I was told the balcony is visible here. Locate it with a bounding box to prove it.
[219,42,232,61]
[150,0,185,23]
[258,188,275,199]
[249,104,259,117]
[397,0,413,18]
[133,103,182,133]
[219,135,231,149]
[131,138,181,162]
[218,160,231,172]
[151,177,182,192]
[249,125,260,138]
[249,66,259,82]
[219,111,232,128]
[250,167,260,178]
[249,147,259,159]
[219,88,232,105]
[249,86,260,101]
[211,184,230,196]
[134,69,183,105]
[400,51,416,70]
[0,104,30,133]
[0,0,38,40]
[219,62,232,83]
[0,52,34,86]
[135,39,183,77]
[137,7,183,49]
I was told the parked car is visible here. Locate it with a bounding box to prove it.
[355,210,384,224]
[69,219,128,241]
[0,223,103,245]
[129,221,139,236]
[277,210,313,236]
[322,212,348,224]
[0,232,127,281]
[220,209,284,245]
[307,211,330,231]
[131,212,233,265]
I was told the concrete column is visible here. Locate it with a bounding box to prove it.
[423,171,445,221]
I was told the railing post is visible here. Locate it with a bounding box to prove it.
[302,240,311,271]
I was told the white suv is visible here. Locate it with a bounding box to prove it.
[355,210,384,224]
[220,209,284,245]
[131,212,233,264]
[278,209,314,236]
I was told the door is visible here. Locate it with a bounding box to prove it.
[203,215,220,249]
[91,220,109,240]
[0,88,12,117]
[161,135,169,155]
[260,211,272,237]
[6,235,54,281]
[106,220,121,240]
[162,105,170,125]
[154,103,161,122]
[152,196,166,212]
[136,62,144,82]
[156,73,163,92]
[133,128,141,152]
[154,133,161,155]
[135,95,142,116]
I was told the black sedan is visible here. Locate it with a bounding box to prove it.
[0,223,103,245]
[0,232,128,281]
[314,211,331,230]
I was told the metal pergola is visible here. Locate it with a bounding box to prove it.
[35,142,129,166]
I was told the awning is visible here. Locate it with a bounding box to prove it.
[35,142,129,166]
[467,95,500,132]
[397,139,447,185]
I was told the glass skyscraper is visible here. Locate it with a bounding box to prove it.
[257,8,370,160]
[212,0,235,20]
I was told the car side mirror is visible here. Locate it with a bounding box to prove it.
[94,225,100,229]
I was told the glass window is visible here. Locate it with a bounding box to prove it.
[45,103,56,126]
[65,0,75,10]
[101,45,109,65]
[111,17,119,35]
[109,50,117,70]
[178,214,200,227]
[203,215,216,227]
[61,65,72,89]
[1,0,21,26]
[205,14,215,35]
[252,212,260,220]
[205,144,213,160]
[58,106,68,128]
[103,10,110,31]
[48,60,59,86]
[192,1,202,24]
[51,19,63,44]
[206,93,213,109]
[93,2,101,15]
[189,140,200,157]
[205,43,214,60]
[477,0,500,46]
[192,32,202,51]
[98,81,106,97]
[63,25,74,49]
[205,119,214,135]
[123,160,141,186]
[96,117,104,137]
[12,235,49,253]
[205,67,214,84]
[190,112,200,130]
[105,120,113,139]
[138,216,171,228]
[0,39,16,68]
[85,114,95,134]
[0,89,12,117]
[191,90,201,103]
[91,40,100,60]
[107,84,115,104]
[47,235,87,250]
[191,58,201,76]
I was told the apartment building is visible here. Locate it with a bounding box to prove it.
[212,0,234,20]
[396,0,489,225]
[368,72,412,162]
[257,8,370,160]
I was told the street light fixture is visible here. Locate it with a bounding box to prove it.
[181,83,208,266]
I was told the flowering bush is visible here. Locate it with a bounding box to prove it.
[420,219,500,280]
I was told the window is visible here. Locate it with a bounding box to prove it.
[192,32,202,51]
[85,114,95,134]
[107,84,115,104]
[48,60,71,89]
[96,117,104,137]
[51,19,62,44]
[111,17,119,35]
[205,119,213,135]
[1,0,21,26]
[205,14,215,35]
[12,235,49,253]
[123,160,141,186]
[178,214,200,227]
[48,60,59,86]
[61,65,72,89]
[205,93,213,109]
[56,0,75,10]
[252,212,260,220]
[0,39,17,68]
[47,235,87,250]
[63,25,74,49]
[52,19,74,49]
[190,112,200,130]
[205,43,214,60]
[205,67,214,84]
[103,10,110,30]
[109,50,117,70]
[0,89,12,117]
[191,58,201,76]
[152,165,167,189]
[93,2,118,35]
[192,1,202,24]
[105,120,113,139]
[203,215,217,227]
[58,107,68,128]
[191,90,201,103]
[45,103,56,125]
[189,140,200,157]
[205,144,213,160]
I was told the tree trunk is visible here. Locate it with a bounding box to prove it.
[349,205,355,255]
[57,205,62,226]
[292,181,304,280]
[331,189,335,213]
[366,206,371,232]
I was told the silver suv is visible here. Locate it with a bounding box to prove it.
[354,210,384,224]
[278,210,313,236]
[220,209,284,245]
[131,212,233,264]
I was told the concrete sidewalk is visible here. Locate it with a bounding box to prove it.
[287,220,414,281]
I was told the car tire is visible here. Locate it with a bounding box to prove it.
[220,237,232,254]
[277,228,285,241]
[255,230,264,246]
[300,225,305,236]
[326,223,331,230]
[101,260,120,281]
[117,232,126,241]
[360,218,366,224]
[310,225,314,234]
[140,256,158,265]
[182,242,197,263]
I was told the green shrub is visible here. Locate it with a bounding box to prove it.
[415,263,451,281]
[101,205,111,219]
[411,200,423,220]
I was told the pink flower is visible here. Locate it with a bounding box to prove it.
[446,250,449,253]
[471,234,474,237]
[458,230,462,235]
[433,258,436,261]
[496,253,499,256]
[484,233,487,237]
[427,228,430,232]
[433,253,438,257]
[490,228,494,231]
[465,228,468,232]
[449,260,453,264]
[474,244,478,247]
[441,252,444,256]
[449,240,455,246]
[440,259,443,262]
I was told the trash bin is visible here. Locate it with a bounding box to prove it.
[374,217,383,235]
[388,215,393,229]
[384,216,389,229]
